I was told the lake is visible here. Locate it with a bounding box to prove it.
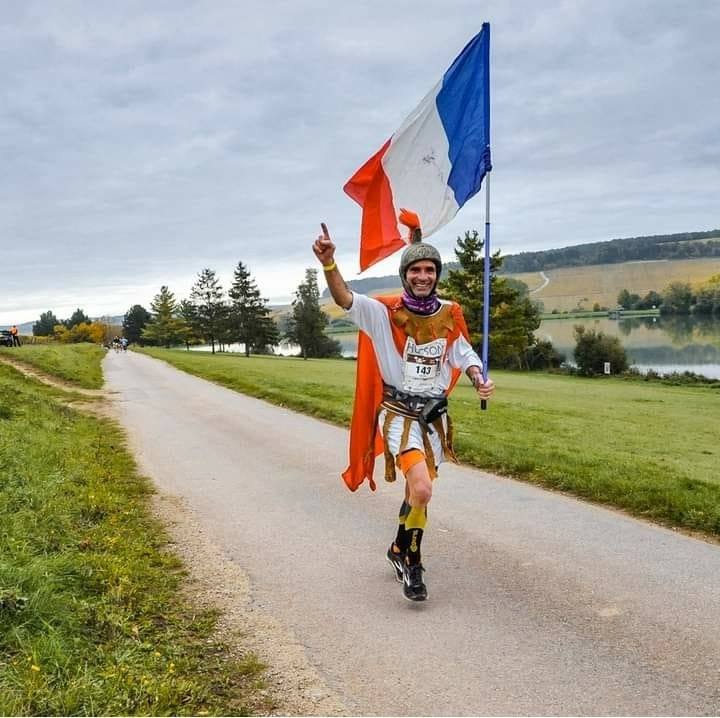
[537,315,720,379]
[197,315,720,380]
[326,315,720,379]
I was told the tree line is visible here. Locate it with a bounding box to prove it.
[30,262,342,359]
[29,232,715,381]
[33,308,91,336]
[323,229,720,295]
[617,274,720,316]
[32,308,119,344]
[136,236,565,370]
[126,262,342,359]
[501,229,720,273]
[30,233,583,370]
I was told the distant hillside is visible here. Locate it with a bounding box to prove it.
[0,322,35,334]
[320,267,462,297]
[501,229,720,273]
[318,256,720,317]
[321,229,720,298]
[518,257,720,313]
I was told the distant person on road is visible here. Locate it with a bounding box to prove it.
[313,212,494,602]
[10,325,21,346]
[120,337,128,351]
[112,336,121,352]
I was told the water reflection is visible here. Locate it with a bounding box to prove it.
[539,315,720,379]
[192,317,720,379]
[318,318,720,379]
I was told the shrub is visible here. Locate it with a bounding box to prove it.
[573,325,628,376]
[525,339,565,370]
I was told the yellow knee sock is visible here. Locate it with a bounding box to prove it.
[405,505,427,531]
[405,507,427,564]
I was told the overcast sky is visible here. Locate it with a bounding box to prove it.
[2,0,719,325]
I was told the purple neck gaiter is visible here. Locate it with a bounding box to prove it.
[402,289,441,316]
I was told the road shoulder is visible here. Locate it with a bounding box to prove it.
[150,492,348,716]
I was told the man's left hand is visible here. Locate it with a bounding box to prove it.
[474,377,495,401]
[468,369,495,401]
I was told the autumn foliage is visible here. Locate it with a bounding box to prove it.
[52,322,111,344]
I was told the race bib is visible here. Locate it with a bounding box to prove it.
[402,337,447,393]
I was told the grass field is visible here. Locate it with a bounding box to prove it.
[139,348,720,537]
[525,258,720,312]
[0,356,265,715]
[0,344,105,389]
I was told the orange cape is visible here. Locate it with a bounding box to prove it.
[341,296,471,492]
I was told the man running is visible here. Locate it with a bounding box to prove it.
[313,214,495,601]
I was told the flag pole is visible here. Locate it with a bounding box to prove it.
[481,168,491,410]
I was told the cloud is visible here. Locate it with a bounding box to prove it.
[1,0,719,324]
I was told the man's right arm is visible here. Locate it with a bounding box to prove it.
[324,264,353,310]
[312,222,353,310]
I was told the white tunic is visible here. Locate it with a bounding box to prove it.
[346,292,482,463]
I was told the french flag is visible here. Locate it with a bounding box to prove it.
[344,23,491,271]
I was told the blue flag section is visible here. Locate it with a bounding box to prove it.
[436,22,492,208]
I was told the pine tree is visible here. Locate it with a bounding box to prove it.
[142,286,188,348]
[285,269,341,359]
[439,230,541,369]
[64,308,91,329]
[227,261,278,357]
[178,300,202,350]
[122,305,151,344]
[247,311,280,354]
[33,310,60,336]
[189,268,227,354]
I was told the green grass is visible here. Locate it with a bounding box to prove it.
[140,348,720,536]
[0,363,264,715]
[0,344,105,389]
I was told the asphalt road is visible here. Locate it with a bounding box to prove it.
[104,350,720,716]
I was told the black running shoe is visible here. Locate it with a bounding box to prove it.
[402,562,427,601]
[386,546,404,582]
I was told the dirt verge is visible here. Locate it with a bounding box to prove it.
[0,354,105,397]
[150,493,347,716]
[2,353,347,715]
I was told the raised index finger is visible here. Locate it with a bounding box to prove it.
[320,222,330,240]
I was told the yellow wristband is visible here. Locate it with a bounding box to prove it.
[322,262,337,272]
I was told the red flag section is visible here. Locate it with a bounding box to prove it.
[343,138,406,271]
